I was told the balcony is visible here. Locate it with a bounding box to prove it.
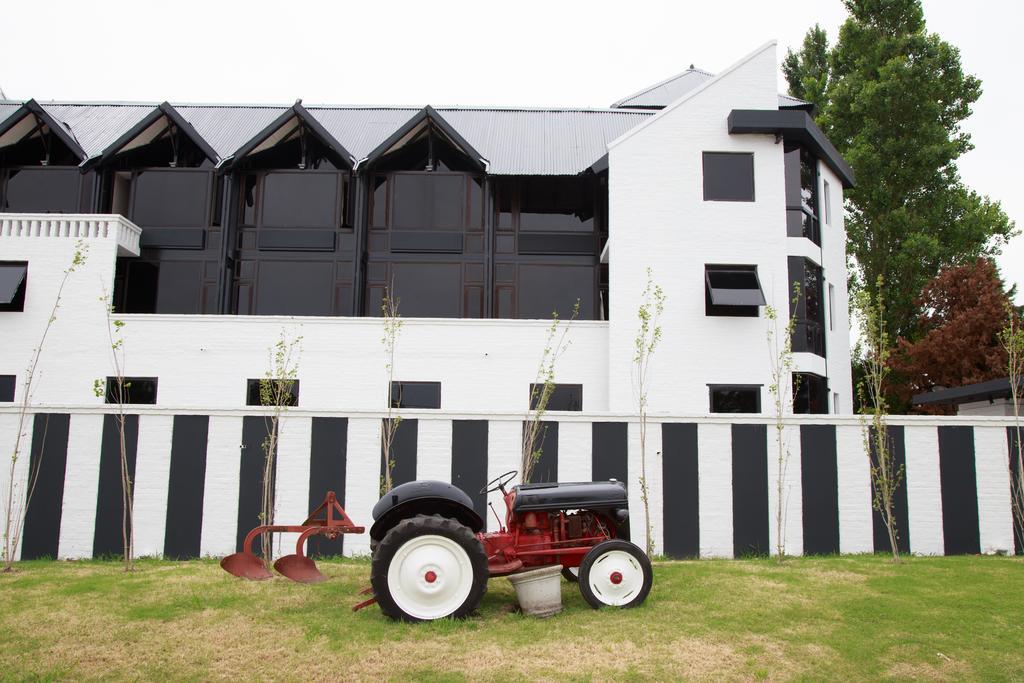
[0,213,142,256]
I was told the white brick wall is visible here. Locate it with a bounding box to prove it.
[57,414,103,559]
[974,426,1014,554]
[836,424,873,553]
[697,423,734,558]
[904,426,945,555]
[132,414,173,557]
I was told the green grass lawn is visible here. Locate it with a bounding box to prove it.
[1,554,1021,681]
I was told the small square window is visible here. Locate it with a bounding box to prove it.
[0,262,28,312]
[0,375,15,402]
[828,283,835,331]
[709,385,761,413]
[246,378,299,407]
[529,383,583,411]
[702,152,755,202]
[104,377,158,405]
[705,265,765,317]
[391,381,441,409]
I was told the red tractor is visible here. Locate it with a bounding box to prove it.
[367,471,653,621]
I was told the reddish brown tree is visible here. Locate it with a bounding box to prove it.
[892,258,1017,414]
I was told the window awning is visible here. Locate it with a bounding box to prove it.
[361,105,487,172]
[0,263,28,305]
[705,267,766,307]
[0,99,87,161]
[219,101,355,171]
[83,102,219,169]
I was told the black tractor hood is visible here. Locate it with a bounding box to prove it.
[512,480,628,513]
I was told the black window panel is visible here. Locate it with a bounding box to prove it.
[702,152,755,202]
[2,168,80,213]
[389,262,463,317]
[529,383,583,411]
[254,260,334,316]
[371,176,388,227]
[788,257,826,357]
[391,174,466,230]
[261,172,338,228]
[793,373,828,414]
[519,177,594,232]
[0,262,28,311]
[131,170,210,228]
[495,179,513,229]
[800,147,818,215]
[705,265,766,309]
[517,264,593,320]
[104,377,158,405]
[246,378,299,407]
[391,381,442,409]
[468,178,483,229]
[155,260,204,314]
[710,385,761,413]
[783,146,802,208]
[0,375,14,402]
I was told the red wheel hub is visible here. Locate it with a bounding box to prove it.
[609,571,623,585]
[424,570,438,584]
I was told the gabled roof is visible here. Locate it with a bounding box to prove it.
[219,101,356,170]
[361,105,488,171]
[611,66,812,112]
[84,101,219,168]
[0,99,87,161]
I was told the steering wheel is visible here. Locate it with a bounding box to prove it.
[480,470,518,495]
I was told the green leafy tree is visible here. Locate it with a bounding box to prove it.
[785,0,1016,344]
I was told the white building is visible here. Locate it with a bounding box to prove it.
[0,42,852,417]
[4,42,1013,562]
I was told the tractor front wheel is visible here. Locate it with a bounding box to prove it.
[370,515,488,622]
[578,540,652,609]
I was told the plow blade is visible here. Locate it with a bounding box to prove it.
[220,552,274,580]
[274,554,327,583]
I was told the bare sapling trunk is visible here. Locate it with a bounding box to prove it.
[522,301,580,484]
[766,282,800,563]
[632,269,665,558]
[3,242,87,571]
[380,288,403,495]
[98,288,134,571]
[999,307,1024,551]
[258,331,302,566]
[856,278,903,563]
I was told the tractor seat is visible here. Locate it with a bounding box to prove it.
[512,480,628,512]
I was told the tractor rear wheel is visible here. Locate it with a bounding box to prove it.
[577,540,652,609]
[370,514,488,622]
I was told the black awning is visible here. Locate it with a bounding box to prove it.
[705,267,766,307]
[0,263,27,305]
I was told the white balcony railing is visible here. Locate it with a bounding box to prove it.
[0,213,142,256]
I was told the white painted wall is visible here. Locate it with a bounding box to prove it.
[607,41,852,415]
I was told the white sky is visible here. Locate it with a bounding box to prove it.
[2,0,1020,301]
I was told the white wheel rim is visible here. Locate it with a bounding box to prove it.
[387,534,474,620]
[587,549,645,606]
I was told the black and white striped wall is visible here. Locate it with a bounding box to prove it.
[2,411,1021,560]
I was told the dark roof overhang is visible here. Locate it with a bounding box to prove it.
[361,105,487,172]
[82,101,219,170]
[727,109,855,189]
[912,377,1021,407]
[219,101,355,172]
[0,99,87,162]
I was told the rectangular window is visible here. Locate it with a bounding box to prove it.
[519,177,595,232]
[0,375,15,402]
[823,180,832,225]
[131,170,210,228]
[104,377,158,405]
[702,152,755,202]
[261,172,339,228]
[793,373,828,414]
[0,261,28,312]
[833,392,840,414]
[783,144,820,245]
[828,283,835,331]
[788,257,826,357]
[2,167,80,213]
[709,385,761,413]
[391,173,466,230]
[246,378,299,407]
[705,265,764,317]
[390,381,442,409]
[529,383,583,411]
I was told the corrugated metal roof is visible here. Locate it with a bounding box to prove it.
[611,67,809,111]
[1,100,653,174]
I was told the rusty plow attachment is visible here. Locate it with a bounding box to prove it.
[220,491,364,583]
